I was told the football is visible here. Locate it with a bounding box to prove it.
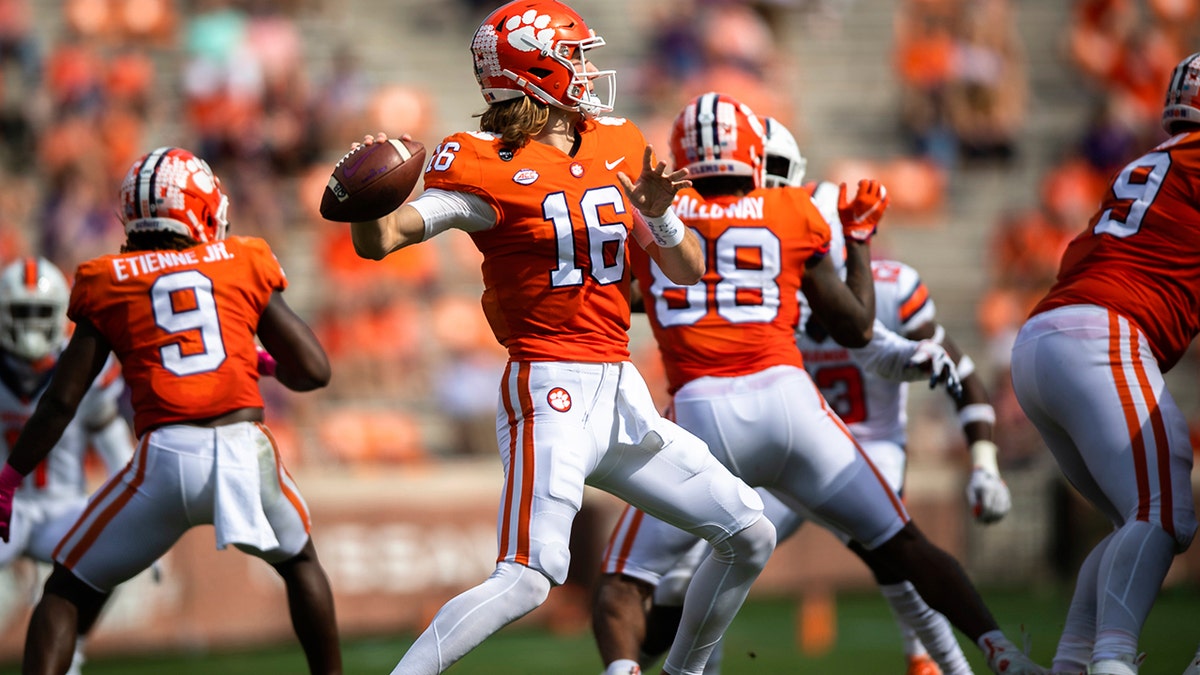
[319,138,427,222]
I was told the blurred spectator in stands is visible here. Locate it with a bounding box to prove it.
[312,45,375,155]
[976,162,1096,365]
[1066,0,1136,87]
[244,7,317,174]
[431,294,507,458]
[1079,96,1141,177]
[628,0,797,192]
[976,152,1107,468]
[0,172,30,264]
[687,2,795,123]
[182,0,254,163]
[0,0,42,173]
[38,160,123,275]
[944,0,1026,164]
[896,0,1027,167]
[1066,0,1195,140]
[895,0,959,167]
[117,0,177,46]
[43,32,107,118]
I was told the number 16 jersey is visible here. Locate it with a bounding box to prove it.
[421,118,651,363]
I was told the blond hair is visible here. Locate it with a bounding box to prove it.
[477,96,549,149]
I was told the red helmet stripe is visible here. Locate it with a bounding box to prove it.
[22,257,37,291]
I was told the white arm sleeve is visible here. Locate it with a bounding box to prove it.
[850,319,928,382]
[408,188,498,240]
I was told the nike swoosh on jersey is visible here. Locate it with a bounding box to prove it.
[605,157,625,170]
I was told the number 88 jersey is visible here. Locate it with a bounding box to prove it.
[67,236,285,437]
[1033,130,1200,372]
[631,185,830,394]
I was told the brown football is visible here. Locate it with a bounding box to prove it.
[319,138,426,222]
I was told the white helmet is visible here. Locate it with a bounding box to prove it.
[0,257,70,362]
[1163,52,1200,134]
[762,117,807,188]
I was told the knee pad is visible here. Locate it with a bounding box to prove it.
[532,538,572,586]
[710,516,775,569]
[493,561,553,611]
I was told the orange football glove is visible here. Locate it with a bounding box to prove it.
[837,179,889,242]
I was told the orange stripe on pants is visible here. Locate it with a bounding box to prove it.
[58,435,151,567]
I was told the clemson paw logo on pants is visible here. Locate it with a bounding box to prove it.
[547,387,572,412]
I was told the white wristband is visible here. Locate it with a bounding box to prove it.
[642,208,686,248]
[970,440,1000,474]
[958,402,995,427]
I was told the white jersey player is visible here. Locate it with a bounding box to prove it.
[0,257,135,675]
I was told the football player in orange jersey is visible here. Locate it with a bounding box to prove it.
[0,147,342,675]
[592,92,1045,675]
[597,115,1017,675]
[344,2,792,673]
[1010,53,1200,675]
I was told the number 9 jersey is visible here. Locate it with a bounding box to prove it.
[67,237,286,436]
[1033,130,1200,372]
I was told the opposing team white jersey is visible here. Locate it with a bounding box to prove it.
[798,259,936,445]
[0,352,129,500]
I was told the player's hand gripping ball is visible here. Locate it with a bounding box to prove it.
[319,137,426,222]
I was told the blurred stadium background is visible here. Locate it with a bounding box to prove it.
[0,0,1199,672]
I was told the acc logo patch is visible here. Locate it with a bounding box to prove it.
[513,168,539,185]
[547,387,572,412]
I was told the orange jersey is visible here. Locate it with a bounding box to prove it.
[632,186,831,392]
[67,236,286,436]
[1033,130,1200,371]
[422,118,652,362]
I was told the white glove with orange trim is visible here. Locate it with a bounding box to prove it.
[966,440,1012,523]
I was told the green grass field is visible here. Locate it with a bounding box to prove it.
[10,583,1195,675]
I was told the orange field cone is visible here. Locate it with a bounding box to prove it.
[796,588,837,656]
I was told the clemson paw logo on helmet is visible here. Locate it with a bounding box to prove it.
[505,10,554,52]
[547,387,572,412]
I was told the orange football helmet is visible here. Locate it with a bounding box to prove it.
[669,92,766,186]
[119,146,229,243]
[1163,51,1200,134]
[470,0,615,117]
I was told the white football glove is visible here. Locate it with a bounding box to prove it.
[966,440,1011,524]
[904,340,962,399]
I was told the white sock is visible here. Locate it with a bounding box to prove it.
[605,659,641,675]
[1051,631,1092,674]
[66,636,86,675]
[879,581,972,675]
